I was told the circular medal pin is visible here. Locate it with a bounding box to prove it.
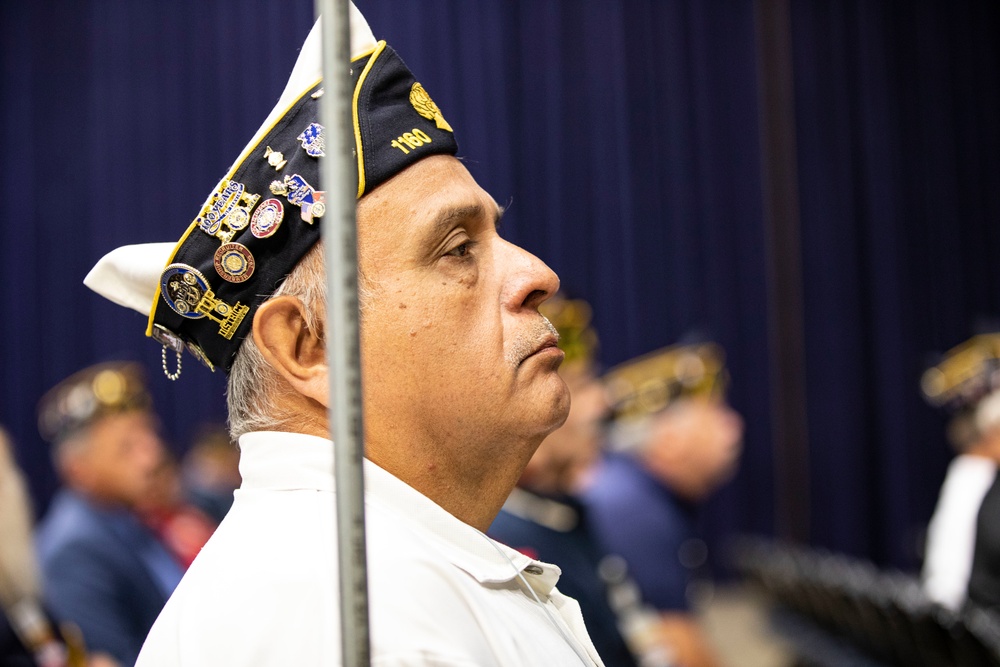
[160,264,210,318]
[214,243,255,283]
[227,207,250,231]
[250,198,284,238]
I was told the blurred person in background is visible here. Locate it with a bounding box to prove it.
[582,343,744,667]
[35,363,183,667]
[135,453,217,570]
[921,332,1000,611]
[0,426,109,667]
[0,424,42,667]
[178,426,240,525]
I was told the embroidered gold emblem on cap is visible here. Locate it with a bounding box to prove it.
[409,83,452,132]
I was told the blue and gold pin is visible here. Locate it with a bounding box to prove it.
[159,264,249,340]
[214,243,255,283]
[297,122,325,157]
[269,174,326,223]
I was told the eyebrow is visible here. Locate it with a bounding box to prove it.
[422,202,504,250]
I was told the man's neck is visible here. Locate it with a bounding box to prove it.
[285,412,541,531]
[366,436,540,533]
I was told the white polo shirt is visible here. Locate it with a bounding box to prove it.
[923,454,998,610]
[135,431,604,666]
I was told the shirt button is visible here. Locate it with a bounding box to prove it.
[524,565,544,575]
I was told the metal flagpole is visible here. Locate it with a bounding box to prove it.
[315,1,371,665]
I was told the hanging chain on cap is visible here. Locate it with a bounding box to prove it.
[162,346,182,381]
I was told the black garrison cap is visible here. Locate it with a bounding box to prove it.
[144,38,458,374]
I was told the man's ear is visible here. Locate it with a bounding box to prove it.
[252,296,329,405]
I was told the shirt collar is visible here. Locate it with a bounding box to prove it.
[237,431,562,595]
[238,431,337,491]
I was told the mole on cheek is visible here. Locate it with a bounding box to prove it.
[398,303,407,309]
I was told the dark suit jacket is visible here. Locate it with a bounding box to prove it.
[35,491,183,666]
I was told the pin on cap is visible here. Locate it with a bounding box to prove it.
[84,3,459,379]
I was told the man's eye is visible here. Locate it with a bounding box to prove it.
[447,242,472,258]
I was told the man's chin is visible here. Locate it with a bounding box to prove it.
[538,374,571,434]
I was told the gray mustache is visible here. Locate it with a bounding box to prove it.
[506,316,559,367]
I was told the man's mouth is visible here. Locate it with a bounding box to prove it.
[521,334,563,365]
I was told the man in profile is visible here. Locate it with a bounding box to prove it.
[489,295,639,666]
[86,4,602,665]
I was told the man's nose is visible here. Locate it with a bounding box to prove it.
[501,240,561,311]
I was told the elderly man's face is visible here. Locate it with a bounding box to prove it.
[63,410,166,508]
[356,156,569,465]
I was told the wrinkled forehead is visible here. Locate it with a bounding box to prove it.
[356,155,499,248]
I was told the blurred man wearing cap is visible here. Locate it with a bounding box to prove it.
[921,333,1000,611]
[35,363,182,667]
[581,343,743,667]
[85,4,602,666]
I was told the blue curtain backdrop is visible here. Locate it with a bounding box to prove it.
[1,0,998,573]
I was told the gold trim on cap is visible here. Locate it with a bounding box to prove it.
[353,41,387,198]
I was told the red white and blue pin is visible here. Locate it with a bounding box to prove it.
[250,199,284,238]
[269,174,325,223]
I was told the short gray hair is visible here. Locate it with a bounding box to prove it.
[226,244,327,441]
[226,243,376,441]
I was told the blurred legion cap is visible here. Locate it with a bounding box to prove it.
[85,3,457,376]
[539,295,600,370]
[603,342,728,423]
[38,362,151,443]
[921,333,1000,412]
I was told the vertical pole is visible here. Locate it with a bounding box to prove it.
[754,0,811,543]
[315,1,371,665]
